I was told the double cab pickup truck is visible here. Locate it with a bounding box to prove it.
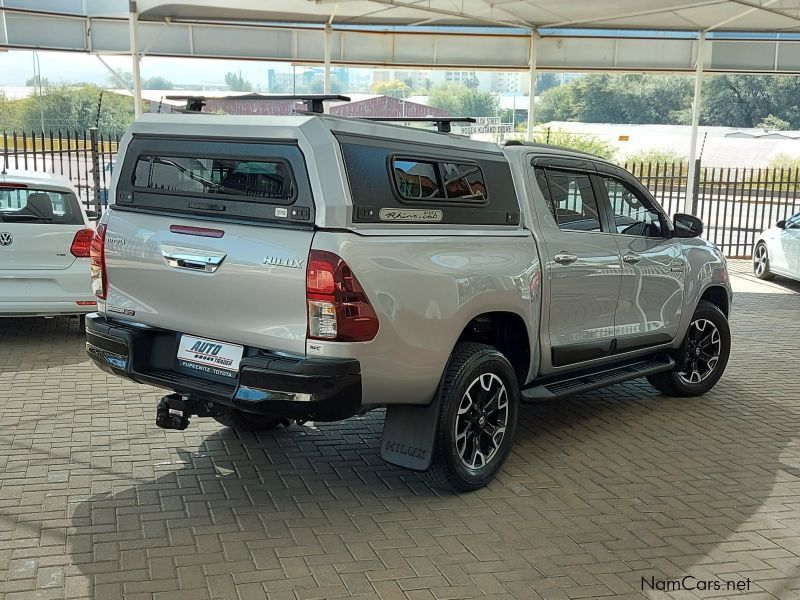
[86,100,732,491]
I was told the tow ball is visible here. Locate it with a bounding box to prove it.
[155,394,218,430]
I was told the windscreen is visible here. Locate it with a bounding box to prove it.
[0,187,83,224]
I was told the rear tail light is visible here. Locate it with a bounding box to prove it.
[306,250,379,342]
[70,228,94,258]
[90,224,107,299]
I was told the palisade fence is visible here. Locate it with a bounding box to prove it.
[1,128,120,212]
[2,129,799,258]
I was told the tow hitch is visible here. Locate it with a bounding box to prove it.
[156,394,219,430]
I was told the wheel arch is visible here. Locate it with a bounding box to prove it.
[700,284,730,317]
[454,311,531,384]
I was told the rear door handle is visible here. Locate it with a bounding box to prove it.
[553,252,578,265]
[161,247,226,273]
[622,253,642,264]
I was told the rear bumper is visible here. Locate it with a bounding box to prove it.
[0,260,95,316]
[0,300,96,317]
[85,313,362,422]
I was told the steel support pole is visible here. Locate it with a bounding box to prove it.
[324,24,332,95]
[685,31,705,214]
[526,29,538,140]
[128,0,143,117]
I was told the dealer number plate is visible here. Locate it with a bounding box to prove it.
[176,334,244,380]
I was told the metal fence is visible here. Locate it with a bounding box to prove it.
[2,129,799,258]
[1,129,119,212]
[625,160,799,258]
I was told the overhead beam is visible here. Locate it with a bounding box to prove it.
[7,8,800,74]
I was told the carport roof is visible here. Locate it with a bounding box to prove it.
[135,0,800,32]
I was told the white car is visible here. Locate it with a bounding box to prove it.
[0,169,97,320]
[753,212,800,282]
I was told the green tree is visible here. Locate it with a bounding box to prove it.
[510,128,616,160]
[535,72,558,94]
[224,71,253,92]
[428,84,498,117]
[536,74,692,125]
[701,75,775,128]
[0,94,22,131]
[142,76,175,90]
[26,75,50,88]
[370,79,412,99]
[14,84,134,135]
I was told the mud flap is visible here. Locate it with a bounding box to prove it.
[380,398,441,471]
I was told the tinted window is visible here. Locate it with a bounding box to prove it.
[133,155,295,203]
[392,158,487,202]
[393,159,440,199]
[785,212,800,228]
[540,169,602,232]
[0,188,82,225]
[602,176,663,237]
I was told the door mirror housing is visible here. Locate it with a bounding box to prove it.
[84,210,99,221]
[673,213,703,238]
[776,219,786,229]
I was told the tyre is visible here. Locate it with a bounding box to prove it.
[753,242,775,280]
[213,409,284,432]
[647,300,731,397]
[424,342,519,492]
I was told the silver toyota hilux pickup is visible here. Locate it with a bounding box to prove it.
[86,102,732,491]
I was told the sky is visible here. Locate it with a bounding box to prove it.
[0,50,294,88]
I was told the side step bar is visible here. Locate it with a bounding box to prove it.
[521,354,675,401]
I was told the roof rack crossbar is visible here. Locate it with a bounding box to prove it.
[164,94,351,113]
[363,116,476,133]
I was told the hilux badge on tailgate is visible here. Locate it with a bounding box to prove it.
[263,256,305,269]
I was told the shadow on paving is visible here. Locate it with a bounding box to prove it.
[67,291,800,599]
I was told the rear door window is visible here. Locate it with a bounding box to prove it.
[535,168,603,232]
[0,188,82,225]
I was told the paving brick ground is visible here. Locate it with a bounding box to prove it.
[1,260,800,600]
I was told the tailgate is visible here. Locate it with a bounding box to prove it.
[103,135,316,356]
[104,211,313,355]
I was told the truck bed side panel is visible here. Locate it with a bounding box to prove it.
[307,230,542,406]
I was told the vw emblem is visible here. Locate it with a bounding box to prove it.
[0,232,12,247]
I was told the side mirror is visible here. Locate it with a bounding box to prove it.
[85,210,99,221]
[776,220,786,229]
[673,213,703,238]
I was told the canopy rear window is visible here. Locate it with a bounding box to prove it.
[117,137,314,225]
[133,155,295,202]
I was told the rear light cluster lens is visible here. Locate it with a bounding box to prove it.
[90,224,107,299]
[306,250,379,342]
[70,228,94,258]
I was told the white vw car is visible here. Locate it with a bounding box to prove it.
[0,170,97,321]
[753,212,800,282]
